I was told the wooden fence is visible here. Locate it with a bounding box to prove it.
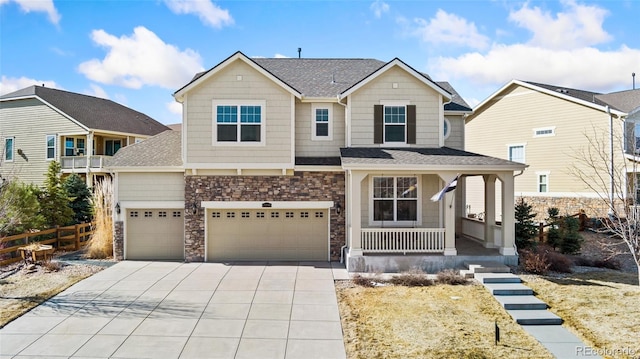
[0,222,95,266]
[536,210,588,242]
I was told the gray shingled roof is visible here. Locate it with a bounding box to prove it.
[595,89,640,112]
[1,85,169,136]
[108,130,182,167]
[183,54,471,112]
[295,157,341,166]
[340,147,525,168]
[524,81,607,106]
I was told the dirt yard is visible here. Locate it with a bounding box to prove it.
[0,254,108,327]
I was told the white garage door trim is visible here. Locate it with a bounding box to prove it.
[203,201,333,262]
[120,201,185,260]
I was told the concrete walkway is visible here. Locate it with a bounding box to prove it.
[0,261,349,359]
[469,262,603,359]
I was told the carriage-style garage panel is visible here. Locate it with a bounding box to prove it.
[126,209,184,260]
[206,208,329,261]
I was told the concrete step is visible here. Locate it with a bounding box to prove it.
[484,283,533,296]
[507,309,563,325]
[474,272,521,284]
[465,261,511,273]
[459,269,475,279]
[495,295,548,310]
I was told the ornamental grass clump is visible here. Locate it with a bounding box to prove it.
[85,178,113,259]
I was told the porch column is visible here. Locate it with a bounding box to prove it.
[497,173,516,255]
[438,173,457,256]
[483,174,497,247]
[347,170,367,256]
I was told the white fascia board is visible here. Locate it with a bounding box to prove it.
[294,165,343,172]
[91,129,155,138]
[3,95,90,132]
[341,163,528,172]
[339,59,452,101]
[201,201,334,209]
[174,52,302,101]
[185,162,294,170]
[444,110,473,116]
[108,166,185,173]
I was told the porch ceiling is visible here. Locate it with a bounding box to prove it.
[340,147,526,171]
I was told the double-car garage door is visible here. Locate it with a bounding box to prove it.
[207,209,329,261]
[126,209,184,260]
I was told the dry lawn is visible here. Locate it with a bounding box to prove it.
[337,282,552,359]
[523,271,640,359]
[0,261,104,327]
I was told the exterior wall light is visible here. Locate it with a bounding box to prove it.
[115,202,121,214]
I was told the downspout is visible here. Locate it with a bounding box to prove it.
[607,105,614,214]
[337,94,349,264]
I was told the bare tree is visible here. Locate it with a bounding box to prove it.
[570,123,640,285]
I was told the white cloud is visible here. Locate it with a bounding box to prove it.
[509,0,611,50]
[407,9,489,50]
[430,45,640,92]
[166,101,183,116]
[0,76,60,95]
[274,53,290,58]
[84,84,109,99]
[0,0,60,24]
[164,0,233,28]
[77,26,204,89]
[370,0,389,19]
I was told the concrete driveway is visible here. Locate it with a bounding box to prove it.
[0,261,349,359]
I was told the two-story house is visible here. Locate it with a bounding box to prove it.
[466,80,640,221]
[109,51,526,272]
[0,85,169,186]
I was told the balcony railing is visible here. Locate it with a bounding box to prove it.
[60,155,109,171]
[361,228,445,254]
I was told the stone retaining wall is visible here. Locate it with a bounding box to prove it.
[518,196,610,222]
[184,172,345,262]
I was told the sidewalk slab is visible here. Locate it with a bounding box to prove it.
[522,325,604,359]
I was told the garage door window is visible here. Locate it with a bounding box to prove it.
[212,212,221,218]
[144,211,152,217]
[159,211,167,217]
[271,212,280,218]
[130,211,138,217]
[301,212,309,218]
[173,211,182,217]
[226,212,235,218]
[256,212,265,218]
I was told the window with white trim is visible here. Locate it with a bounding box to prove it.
[533,127,555,137]
[508,144,525,163]
[443,117,451,140]
[46,134,56,160]
[372,176,418,223]
[537,172,549,193]
[312,104,332,140]
[384,106,406,143]
[4,137,14,162]
[213,101,265,144]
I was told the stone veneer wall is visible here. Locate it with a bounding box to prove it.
[113,221,124,260]
[518,196,611,222]
[184,171,345,262]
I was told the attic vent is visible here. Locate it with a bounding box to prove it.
[555,88,569,94]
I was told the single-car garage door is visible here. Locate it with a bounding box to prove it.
[126,209,184,260]
[207,209,328,261]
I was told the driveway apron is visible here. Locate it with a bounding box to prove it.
[0,261,348,359]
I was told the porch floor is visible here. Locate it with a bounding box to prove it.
[455,235,501,256]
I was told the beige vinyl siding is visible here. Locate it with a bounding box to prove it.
[466,84,619,197]
[0,99,86,186]
[185,60,293,165]
[118,172,184,201]
[295,102,345,157]
[444,115,464,150]
[350,66,441,147]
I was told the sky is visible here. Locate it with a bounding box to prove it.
[1,0,639,125]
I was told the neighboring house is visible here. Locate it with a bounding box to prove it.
[0,85,169,186]
[465,80,640,221]
[109,51,525,272]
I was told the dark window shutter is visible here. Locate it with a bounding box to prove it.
[407,105,416,144]
[374,105,384,144]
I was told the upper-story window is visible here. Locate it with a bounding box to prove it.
[46,134,56,160]
[508,144,525,163]
[65,137,86,156]
[312,104,332,140]
[4,137,14,162]
[213,101,265,145]
[624,120,640,155]
[537,172,549,193]
[374,102,416,145]
[443,118,451,140]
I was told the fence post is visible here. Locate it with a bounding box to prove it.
[55,225,61,249]
[75,224,80,250]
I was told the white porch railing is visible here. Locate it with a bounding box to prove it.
[361,228,445,254]
[60,155,109,170]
